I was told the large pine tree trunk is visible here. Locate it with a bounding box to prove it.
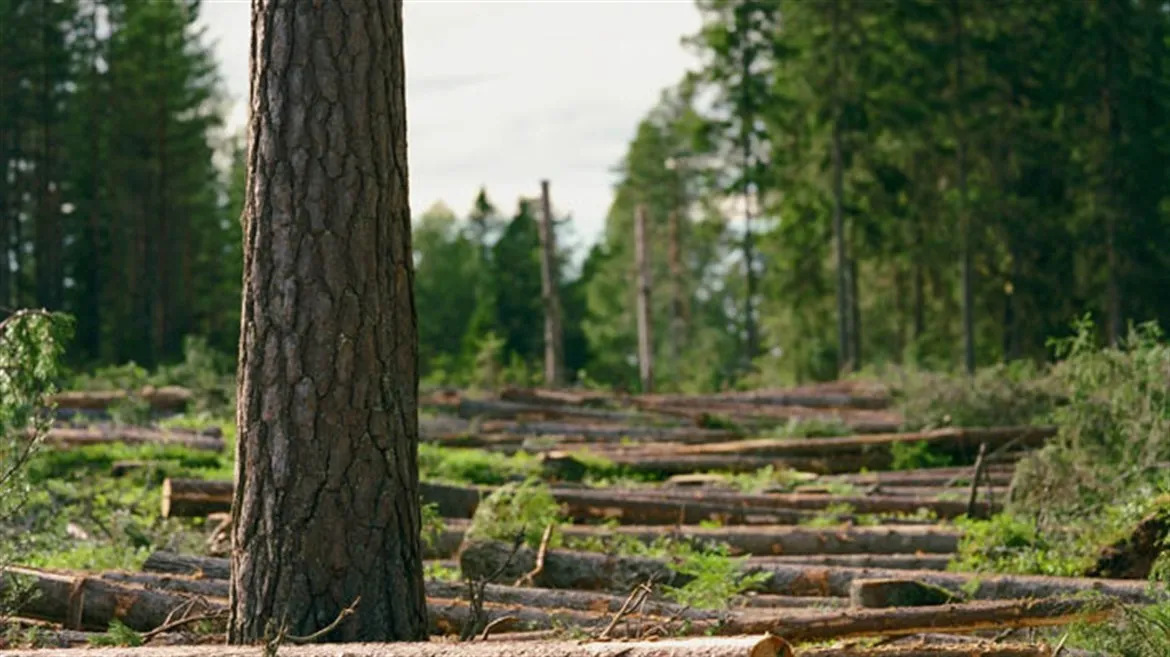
[230,0,427,643]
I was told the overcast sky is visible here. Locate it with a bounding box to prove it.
[197,0,702,250]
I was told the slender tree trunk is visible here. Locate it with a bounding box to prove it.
[1101,17,1122,346]
[954,0,975,374]
[230,0,427,643]
[739,16,759,369]
[537,179,565,387]
[830,0,850,374]
[635,204,654,394]
[849,254,861,370]
[668,209,686,366]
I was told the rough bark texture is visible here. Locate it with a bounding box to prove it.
[144,550,231,580]
[0,636,793,657]
[231,0,426,642]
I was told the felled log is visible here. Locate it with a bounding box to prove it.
[825,465,1016,488]
[456,398,653,425]
[714,597,1117,643]
[499,387,613,408]
[754,554,954,571]
[460,540,1164,603]
[849,579,960,608]
[636,387,891,411]
[161,478,233,518]
[99,571,230,599]
[142,550,230,579]
[0,567,214,632]
[43,427,224,452]
[165,478,826,525]
[613,487,997,520]
[101,570,846,615]
[48,386,193,412]
[629,401,904,435]
[574,524,961,556]
[800,642,1073,657]
[0,636,794,657]
[609,426,1055,463]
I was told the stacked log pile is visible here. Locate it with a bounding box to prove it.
[9,381,1118,656]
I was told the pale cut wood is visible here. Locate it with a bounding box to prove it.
[0,636,794,657]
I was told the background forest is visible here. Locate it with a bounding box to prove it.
[4,0,1170,392]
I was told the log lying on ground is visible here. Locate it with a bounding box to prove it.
[499,387,614,408]
[0,636,794,657]
[574,524,961,556]
[577,445,1025,477]
[630,400,904,434]
[48,386,193,412]
[161,478,232,518]
[825,465,1016,488]
[800,642,1073,657]
[421,480,970,526]
[43,426,224,452]
[849,579,961,608]
[754,554,954,571]
[100,570,847,613]
[456,398,656,425]
[636,387,892,411]
[460,540,1166,603]
[167,478,848,525]
[607,426,1055,462]
[717,597,1116,643]
[0,567,213,632]
[99,571,230,599]
[612,487,998,520]
[142,550,230,580]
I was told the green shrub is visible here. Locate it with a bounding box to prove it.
[466,478,566,549]
[418,444,539,486]
[890,361,1061,430]
[0,310,73,612]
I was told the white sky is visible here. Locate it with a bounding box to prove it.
[197,0,702,249]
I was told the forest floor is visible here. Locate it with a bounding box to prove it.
[2,363,1169,656]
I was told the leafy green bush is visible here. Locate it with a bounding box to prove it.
[466,478,566,549]
[1,310,73,611]
[890,361,1062,431]
[1011,318,1170,525]
[663,542,771,610]
[418,444,539,486]
[889,440,954,470]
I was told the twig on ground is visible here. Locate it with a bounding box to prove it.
[598,580,654,640]
[142,609,228,642]
[514,524,554,587]
[284,596,361,644]
[461,529,526,642]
